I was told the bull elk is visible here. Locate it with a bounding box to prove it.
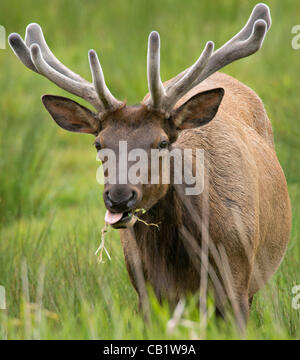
[9,3,291,330]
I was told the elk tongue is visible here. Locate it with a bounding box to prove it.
[105,210,123,225]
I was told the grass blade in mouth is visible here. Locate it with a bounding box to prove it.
[95,223,111,263]
[132,208,160,230]
[96,208,160,264]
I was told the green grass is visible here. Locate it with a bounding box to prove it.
[0,0,300,339]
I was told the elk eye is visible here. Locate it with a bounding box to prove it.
[94,141,101,151]
[158,140,169,150]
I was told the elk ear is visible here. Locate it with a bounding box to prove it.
[173,88,224,130]
[42,95,100,135]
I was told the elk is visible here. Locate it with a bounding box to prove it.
[9,3,291,330]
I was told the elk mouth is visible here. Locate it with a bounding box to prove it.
[104,210,137,229]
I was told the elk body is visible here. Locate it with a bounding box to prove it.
[9,4,291,328]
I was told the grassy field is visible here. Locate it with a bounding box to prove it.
[0,0,300,339]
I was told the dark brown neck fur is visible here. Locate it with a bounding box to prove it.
[133,186,201,305]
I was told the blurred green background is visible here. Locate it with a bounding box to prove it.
[0,0,300,339]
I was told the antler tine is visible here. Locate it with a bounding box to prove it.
[151,3,271,113]
[147,31,166,110]
[163,41,214,111]
[190,3,271,86]
[9,24,122,112]
[25,23,85,83]
[8,33,38,73]
[29,43,100,107]
[226,3,271,43]
[9,28,101,110]
[88,50,122,111]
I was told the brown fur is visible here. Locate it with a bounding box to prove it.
[42,71,291,326]
[120,71,291,323]
[11,6,284,327]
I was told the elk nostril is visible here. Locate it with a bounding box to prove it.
[129,191,135,200]
[104,188,138,211]
[104,190,113,207]
[127,190,137,208]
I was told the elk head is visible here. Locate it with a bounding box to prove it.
[9,4,271,228]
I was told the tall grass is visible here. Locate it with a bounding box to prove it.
[0,0,300,339]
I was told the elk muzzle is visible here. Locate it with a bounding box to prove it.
[103,185,141,228]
